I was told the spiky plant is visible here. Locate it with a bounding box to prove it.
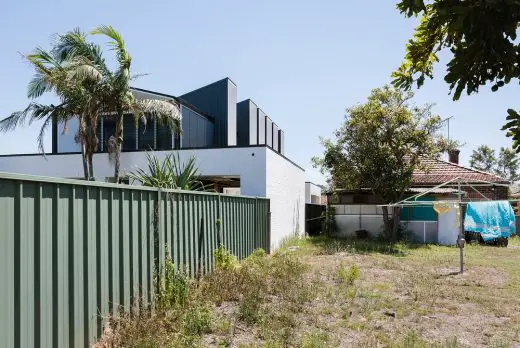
[128,152,205,191]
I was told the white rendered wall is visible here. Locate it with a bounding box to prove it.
[0,147,267,197]
[305,182,322,204]
[265,148,305,248]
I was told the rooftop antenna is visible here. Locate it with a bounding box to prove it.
[441,116,454,142]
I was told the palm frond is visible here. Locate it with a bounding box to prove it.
[52,28,87,61]
[91,25,130,66]
[66,58,103,83]
[52,28,110,77]
[136,99,181,134]
[26,47,63,70]
[138,99,181,119]
[130,73,149,81]
[27,72,53,99]
[0,103,45,131]
[37,116,54,155]
[91,25,124,51]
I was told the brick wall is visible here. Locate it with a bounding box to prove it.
[463,185,508,201]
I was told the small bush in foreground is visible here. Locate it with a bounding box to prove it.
[155,253,189,311]
[214,244,237,270]
[182,303,213,336]
[238,292,263,324]
[337,263,360,286]
[301,329,332,348]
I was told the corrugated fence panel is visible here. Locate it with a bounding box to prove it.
[0,172,269,348]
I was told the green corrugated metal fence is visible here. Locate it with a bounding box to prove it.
[0,172,270,348]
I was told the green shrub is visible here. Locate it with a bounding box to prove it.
[259,307,297,346]
[337,263,360,286]
[214,244,237,271]
[182,303,213,336]
[238,292,263,324]
[249,247,266,258]
[301,329,331,348]
[155,253,189,310]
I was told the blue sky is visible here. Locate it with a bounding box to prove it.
[1,1,518,184]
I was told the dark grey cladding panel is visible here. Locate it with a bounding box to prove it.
[272,123,279,152]
[265,116,273,148]
[248,102,258,145]
[180,78,236,146]
[237,100,249,146]
[279,129,284,154]
[180,105,214,148]
[237,99,259,146]
[258,109,266,145]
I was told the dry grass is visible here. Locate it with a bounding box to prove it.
[95,235,520,347]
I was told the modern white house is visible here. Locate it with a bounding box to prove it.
[305,182,323,204]
[0,78,305,248]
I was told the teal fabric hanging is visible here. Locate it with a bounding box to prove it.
[464,201,516,241]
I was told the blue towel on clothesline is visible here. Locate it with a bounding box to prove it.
[464,201,516,241]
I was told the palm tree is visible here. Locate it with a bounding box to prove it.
[0,35,104,180]
[56,25,181,183]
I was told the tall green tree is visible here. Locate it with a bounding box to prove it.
[469,145,497,173]
[496,147,520,182]
[312,86,446,240]
[0,32,104,179]
[469,145,519,181]
[392,1,520,151]
[51,25,182,182]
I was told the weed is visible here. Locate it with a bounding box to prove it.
[248,247,266,258]
[337,263,360,286]
[278,233,307,250]
[259,307,297,346]
[400,331,429,348]
[155,253,189,311]
[300,329,332,348]
[440,337,461,348]
[238,292,263,324]
[489,337,512,348]
[214,244,237,271]
[182,303,213,336]
[96,235,520,348]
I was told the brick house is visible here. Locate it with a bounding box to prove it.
[412,152,509,201]
[328,151,510,241]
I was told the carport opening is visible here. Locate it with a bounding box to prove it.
[200,175,240,195]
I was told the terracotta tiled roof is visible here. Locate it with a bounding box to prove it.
[412,158,507,185]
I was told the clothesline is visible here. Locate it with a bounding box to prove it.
[377,176,513,208]
[378,199,520,208]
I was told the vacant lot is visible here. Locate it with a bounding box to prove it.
[97,236,520,348]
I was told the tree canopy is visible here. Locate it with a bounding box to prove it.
[469,145,496,173]
[312,86,447,239]
[0,26,181,181]
[469,145,520,182]
[392,0,520,150]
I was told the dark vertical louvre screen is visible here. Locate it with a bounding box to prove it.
[96,118,103,152]
[138,118,155,150]
[103,118,116,151]
[157,124,173,150]
[122,114,137,151]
